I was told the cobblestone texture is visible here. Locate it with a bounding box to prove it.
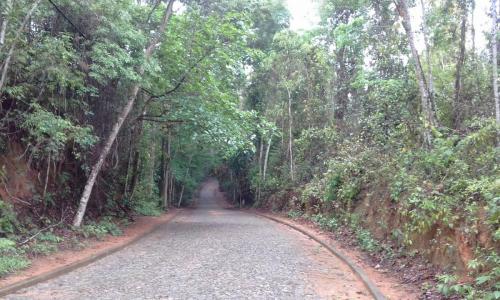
[5,180,368,300]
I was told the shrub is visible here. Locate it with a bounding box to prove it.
[98,217,123,236]
[0,238,30,277]
[356,229,380,252]
[0,256,30,277]
[0,199,18,235]
[36,232,64,243]
[133,200,162,217]
[287,210,302,219]
[29,243,58,255]
[78,217,123,239]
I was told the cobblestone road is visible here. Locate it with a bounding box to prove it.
[5,180,369,300]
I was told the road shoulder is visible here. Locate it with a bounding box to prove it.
[251,210,421,300]
[0,209,180,297]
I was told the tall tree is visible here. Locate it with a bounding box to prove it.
[73,0,175,227]
[420,0,434,103]
[492,0,500,126]
[395,0,437,147]
[453,0,468,128]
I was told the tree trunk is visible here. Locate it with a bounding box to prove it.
[177,184,185,208]
[177,155,192,208]
[170,171,175,206]
[0,0,11,48]
[263,135,272,181]
[493,0,500,127]
[471,0,476,54]
[146,133,156,196]
[453,1,468,129]
[42,154,50,199]
[286,85,294,181]
[0,0,42,93]
[420,0,434,102]
[128,149,141,196]
[73,0,175,227]
[162,132,171,209]
[395,0,437,148]
[229,170,235,203]
[256,136,264,202]
[258,136,263,178]
[334,46,348,122]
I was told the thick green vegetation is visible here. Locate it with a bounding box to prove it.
[226,1,498,298]
[0,0,498,298]
[0,0,262,277]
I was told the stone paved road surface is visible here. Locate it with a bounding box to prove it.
[5,179,370,300]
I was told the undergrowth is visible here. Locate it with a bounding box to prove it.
[0,214,125,278]
[0,238,30,276]
[264,122,499,298]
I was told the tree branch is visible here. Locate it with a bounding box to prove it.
[138,117,185,124]
[146,0,162,24]
[140,47,215,100]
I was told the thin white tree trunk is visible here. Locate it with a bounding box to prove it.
[420,0,434,99]
[177,184,185,208]
[177,156,192,208]
[0,0,10,47]
[492,0,500,126]
[258,136,263,178]
[471,0,476,54]
[453,1,468,128]
[73,0,175,227]
[0,20,7,47]
[170,172,174,206]
[263,135,272,181]
[42,154,50,199]
[147,132,156,196]
[396,0,436,147]
[0,0,42,93]
[163,133,170,209]
[163,170,169,208]
[257,136,264,202]
[286,86,294,181]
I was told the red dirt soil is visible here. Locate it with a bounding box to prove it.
[0,211,179,289]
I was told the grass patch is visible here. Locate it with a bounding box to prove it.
[0,256,30,277]
[0,238,30,277]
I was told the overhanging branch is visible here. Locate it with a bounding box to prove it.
[140,47,215,100]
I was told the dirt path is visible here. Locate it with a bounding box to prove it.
[4,179,372,299]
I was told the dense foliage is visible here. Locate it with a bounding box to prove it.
[0,0,498,298]
[231,0,499,298]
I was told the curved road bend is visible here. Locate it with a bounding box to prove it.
[6,179,371,300]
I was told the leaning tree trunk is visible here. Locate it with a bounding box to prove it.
[396,0,437,148]
[73,0,175,227]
